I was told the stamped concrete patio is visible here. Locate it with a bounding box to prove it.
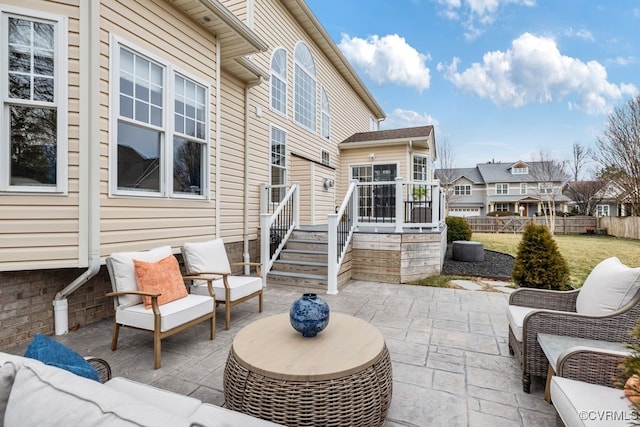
[6,281,556,426]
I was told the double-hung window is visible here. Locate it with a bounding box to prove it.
[321,87,330,139]
[538,182,553,194]
[270,48,286,115]
[1,8,67,192]
[413,155,429,182]
[270,125,287,203]
[496,183,508,195]
[112,39,208,197]
[454,185,471,195]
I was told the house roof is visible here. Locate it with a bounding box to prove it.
[169,0,269,83]
[435,167,483,184]
[476,161,564,184]
[341,126,433,144]
[280,0,385,119]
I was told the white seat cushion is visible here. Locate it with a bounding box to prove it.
[576,257,640,315]
[191,275,262,302]
[182,239,232,275]
[506,305,537,342]
[551,376,635,426]
[191,403,283,426]
[115,294,214,333]
[4,361,188,426]
[109,246,173,307]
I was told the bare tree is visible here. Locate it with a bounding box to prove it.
[570,142,591,182]
[436,136,456,215]
[595,94,640,216]
[530,150,570,235]
[563,180,605,215]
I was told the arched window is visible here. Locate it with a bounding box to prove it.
[270,48,287,115]
[293,42,316,131]
[321,87,330,140]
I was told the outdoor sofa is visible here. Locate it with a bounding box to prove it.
[0,351,280,426]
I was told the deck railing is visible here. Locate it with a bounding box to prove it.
[260,182,299,285]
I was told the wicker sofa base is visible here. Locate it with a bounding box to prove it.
[224,344,393,427]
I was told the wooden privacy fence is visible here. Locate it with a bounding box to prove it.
[464,216,597,235]
[598,216,640,240]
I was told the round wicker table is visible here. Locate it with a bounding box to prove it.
[224,312,392,426]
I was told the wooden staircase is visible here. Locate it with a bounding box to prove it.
[267,229,329,290]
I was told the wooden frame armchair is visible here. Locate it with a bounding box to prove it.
[105,246,216,369]
[181,239,263,330]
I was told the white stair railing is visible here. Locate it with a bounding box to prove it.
[260,182,300,286]
[327,180,358,294]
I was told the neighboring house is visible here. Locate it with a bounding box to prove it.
[0,0,442,348]
[436,161,571,217]
[564,180,633,217]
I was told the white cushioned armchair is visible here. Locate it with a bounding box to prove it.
[181,239,263,330]
[507,257,640,393]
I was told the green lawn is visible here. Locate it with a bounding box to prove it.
[473,232,640,286]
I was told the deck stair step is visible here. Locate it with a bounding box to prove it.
[267,228,330,289]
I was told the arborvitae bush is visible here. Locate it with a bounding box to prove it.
[512,222,570,290]
[446,216,472,243]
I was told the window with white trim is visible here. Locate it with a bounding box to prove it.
[321,149,330,166]
[112,40,208,197]
[520,183,527,194]
[454,185,471,195]
[293,42,316,132]
[495,203,509,212]
[496,183,508,195]
[413,155,429,182]
[321,87,330,139]
[270,125,286,202]
[538,182,553,194]
[512,167,528,174]
[270,48,286,115]
[596,204,610,217]
[1,8,68,192]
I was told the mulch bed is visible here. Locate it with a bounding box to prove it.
[441,244,515,281]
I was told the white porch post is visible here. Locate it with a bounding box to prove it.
[260,213,270,287]
[432,179,440,226]
[293,182,300,229]
[352,179,359,231]
[327,213,338,295]
[395,177,404,233]
[260,183,269,214]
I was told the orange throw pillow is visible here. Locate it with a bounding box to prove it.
[625,374,640,408]
[133,255,188,309]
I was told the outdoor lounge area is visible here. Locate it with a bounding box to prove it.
[3,281,557,426]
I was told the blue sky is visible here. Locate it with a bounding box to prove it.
[305,0,639,170]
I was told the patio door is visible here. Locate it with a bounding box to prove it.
[351,164,397,220]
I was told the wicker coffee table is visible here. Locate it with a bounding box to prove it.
[224,312,392,426]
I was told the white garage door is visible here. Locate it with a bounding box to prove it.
[449,208,480,217]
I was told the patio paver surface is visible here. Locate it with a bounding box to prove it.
[5,281,555,426]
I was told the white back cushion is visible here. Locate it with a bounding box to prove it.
[182,239,231,275]
[576,257,640,315]
[109,246,173,307]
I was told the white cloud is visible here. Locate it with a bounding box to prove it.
[338,34,431,92]
[612,56,635,66]
[434,0,536,40]
[439,32,637,115]
[564,28,594,42]
[380,108,440,130]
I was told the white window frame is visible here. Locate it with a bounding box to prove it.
[512,167,528,175]
[109,36,210,199]
[293,42,316,133]
[269,124,287,203]
[495,203,509,212]
[321,86,330,140]
[269,47,287,117]
[413,154,429,182]
[496,183,509,195]
[520,183,527,194]
[596,204,610,217]
[538,182,553,194]
[0,6,68,193]
[454,185,471,195]
[321,149,330,166]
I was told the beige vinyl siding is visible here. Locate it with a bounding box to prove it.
[313,166,336,224]
[219,72,247,242]
[100,0,218,255]
[0,0,81,271]
[340,145,410,190]
[220,0,247,23]
[249,0,377,203]
[290,157,312,224]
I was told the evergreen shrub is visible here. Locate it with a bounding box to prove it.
[446,216,472,243]
[512,222,570,290]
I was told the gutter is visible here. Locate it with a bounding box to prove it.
[53,0,101,335]
[243,77,263,273]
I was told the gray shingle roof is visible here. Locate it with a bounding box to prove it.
[476,161,564,183]
[341,125,433,144]
[435,167,483,183]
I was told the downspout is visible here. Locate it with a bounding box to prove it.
[243,77,263,274]
[53,0,101,334]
